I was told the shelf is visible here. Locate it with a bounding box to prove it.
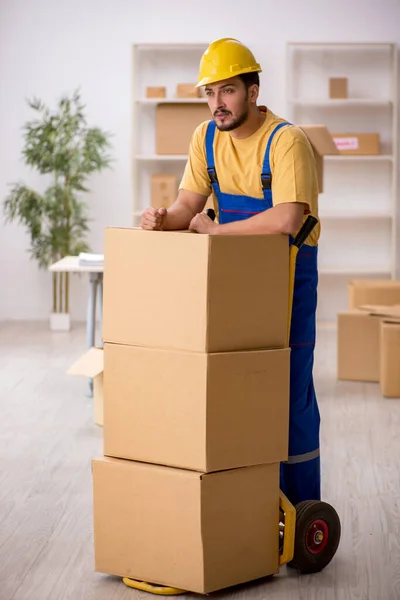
[291,99,392,108]
[135,155,188,161]
[319,267,391,276]
[325,155,393,162]
[288,42,394,49]
[137,98,208,104]
[320,212,392,220]
[135,43,207,51]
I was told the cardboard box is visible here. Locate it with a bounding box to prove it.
[337,309,381,381]
[67,347,104,426]
[151,174,177,209]
[103,228,289,352]
[146,86,166,99]
[380,320,400,397]
[176,83,201,98]
[329,77,348,99]
[103,344,290,471]
[337,305,400,382]
[360,304,400,319]
[92,457,280,593]
[332,133,380,155]
[349,280,400,309]
[299,125,340,193]
[156,103,210,154]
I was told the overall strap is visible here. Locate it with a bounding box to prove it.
[261,121,292,190]
[205,120,221,194]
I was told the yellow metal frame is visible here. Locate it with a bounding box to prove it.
[122,578,186,595]
[279,491,296,566]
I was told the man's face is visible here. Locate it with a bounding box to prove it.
[204,77,254,131]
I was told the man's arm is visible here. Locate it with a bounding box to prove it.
[189,202,306,235]
[162,190,208,230]
[141,189,208,231]
[141,121,211,231]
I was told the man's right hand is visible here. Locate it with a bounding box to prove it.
[141,207,168,230]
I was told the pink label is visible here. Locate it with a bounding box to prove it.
[333,137,359,150]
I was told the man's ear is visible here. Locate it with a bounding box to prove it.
[249,84,259,104]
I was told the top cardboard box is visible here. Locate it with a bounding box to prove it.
[349,279,400,308]
[103,228,289,353]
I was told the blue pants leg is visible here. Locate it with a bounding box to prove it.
[280,245,321,506]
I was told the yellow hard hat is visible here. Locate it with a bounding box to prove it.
[196,38,262,88]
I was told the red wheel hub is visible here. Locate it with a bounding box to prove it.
[306,519,329,554]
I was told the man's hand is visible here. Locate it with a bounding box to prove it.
[189,212,219,234]
[141,207,167,230]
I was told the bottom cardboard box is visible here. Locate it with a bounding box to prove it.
[337,306,400,384]
[92,457,280,594]
[380,320,400,397]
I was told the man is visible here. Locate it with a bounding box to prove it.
[141,37,320,507]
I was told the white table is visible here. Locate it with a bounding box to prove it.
[49,256,104,395]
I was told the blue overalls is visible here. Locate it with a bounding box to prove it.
[205,120,321,506]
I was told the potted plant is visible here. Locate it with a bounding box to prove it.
[3,89,112,330]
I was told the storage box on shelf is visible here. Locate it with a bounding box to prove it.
[332,132,380,155]
[287,42,398,322]
[329,77,348,99]
[150,173,177,209]
[155,102,210,154]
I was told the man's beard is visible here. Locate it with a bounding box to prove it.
[213,108,249,132]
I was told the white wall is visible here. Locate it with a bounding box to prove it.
[1,0,400,322]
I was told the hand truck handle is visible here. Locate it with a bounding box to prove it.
[292,215,318,250]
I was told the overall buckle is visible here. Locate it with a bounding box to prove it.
[261,173,272,190]
[207,167,218,185]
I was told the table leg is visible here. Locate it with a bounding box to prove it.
[97,275,104,348]
[86,273,98,397]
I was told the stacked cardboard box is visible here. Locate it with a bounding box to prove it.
[92,227,291,594]
[337,280,400,397]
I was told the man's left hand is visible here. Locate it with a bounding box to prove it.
[189,212,219,234]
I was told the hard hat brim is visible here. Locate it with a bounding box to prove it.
[196,64,262,88]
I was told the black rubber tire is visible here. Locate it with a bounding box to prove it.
[288,500,341,574]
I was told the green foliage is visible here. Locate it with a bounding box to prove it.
[3,89,112,269]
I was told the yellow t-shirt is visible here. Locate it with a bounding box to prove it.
[179,107,320,246]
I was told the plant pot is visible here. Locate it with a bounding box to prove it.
[50,312,71,331]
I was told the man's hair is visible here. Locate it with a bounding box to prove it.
[239,72,260,89]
